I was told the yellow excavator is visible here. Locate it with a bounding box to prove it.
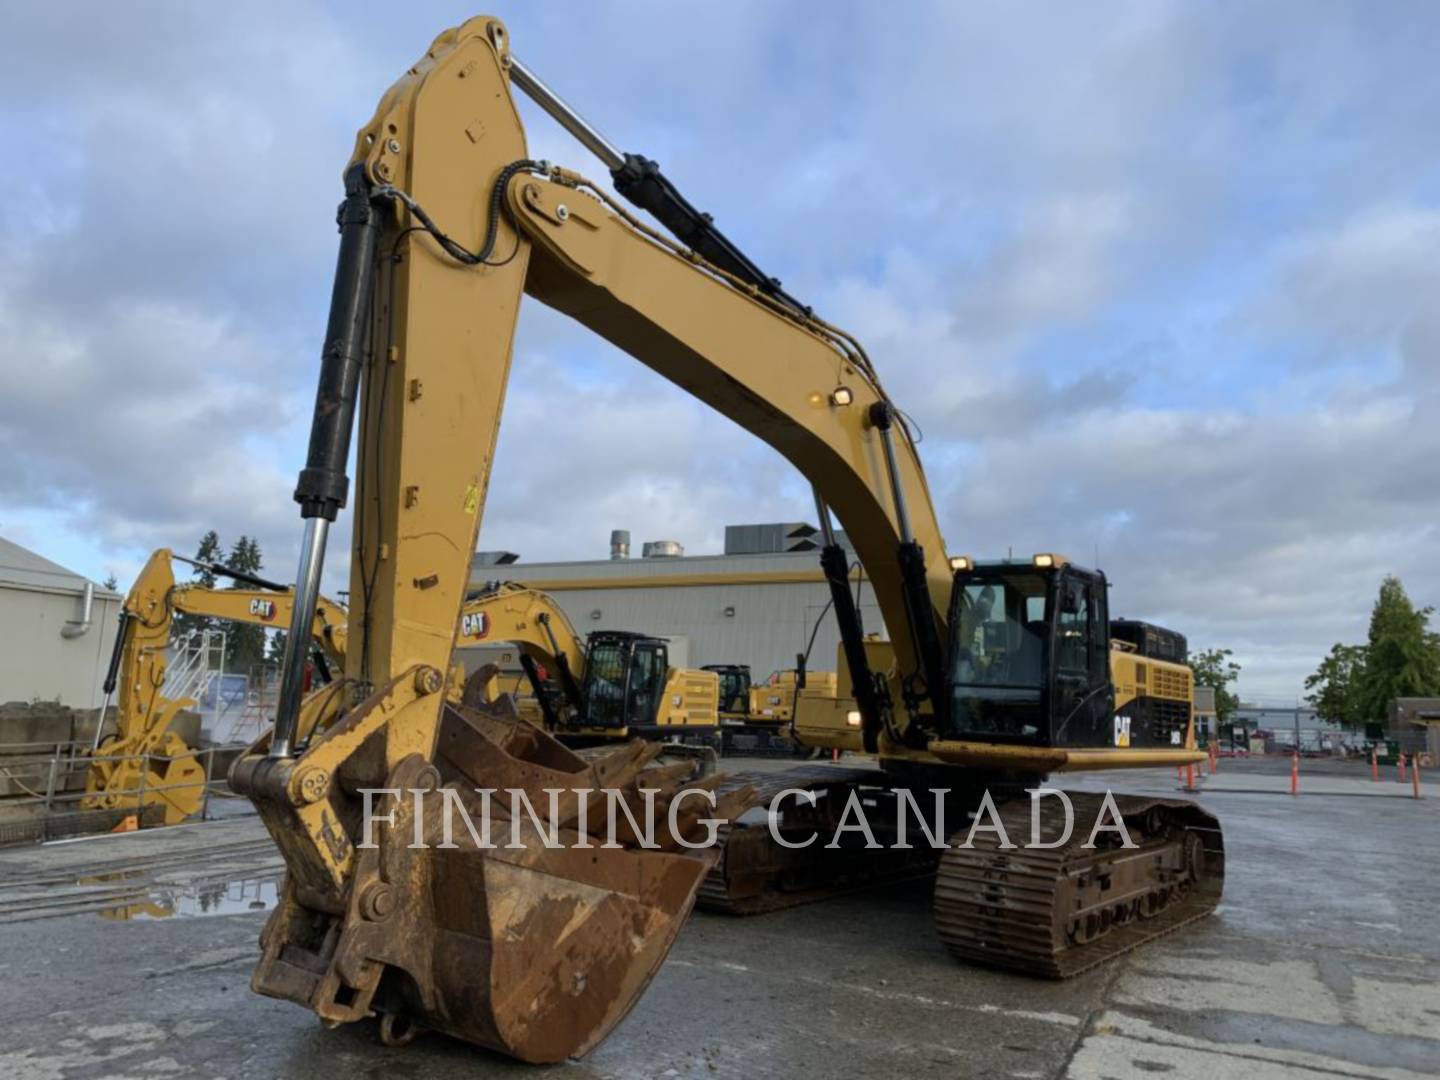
[457,581,723,743]
[84,548,348,825]
[227,17,1223,1062]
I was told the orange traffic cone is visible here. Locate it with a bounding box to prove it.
[1413,756,1422,800]
[1371,747,1379,782]
[1290,751,1299,796]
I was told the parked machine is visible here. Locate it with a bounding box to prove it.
[226,17,1223,1062]
[84,549,346,825]
[456,581,720,743]
[702,663,817,753]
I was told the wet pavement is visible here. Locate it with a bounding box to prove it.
[0,758,1436,1079]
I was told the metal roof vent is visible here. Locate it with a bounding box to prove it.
[641,540,684,559]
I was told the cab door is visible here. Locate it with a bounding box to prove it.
[1051,571,1114,746]
[626,642,667,728]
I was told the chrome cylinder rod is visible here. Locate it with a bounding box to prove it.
[812,487,837,547]
[874,415,914,544]
[270,517,329,758]
[508,54,625,171]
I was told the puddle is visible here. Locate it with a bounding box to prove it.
[99,877,279,921]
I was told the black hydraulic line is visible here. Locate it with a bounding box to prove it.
[610,154,809,316]
[867,402,948,745]
[172,554,289,593]
[895,540,948,743]
[519,653,560,730]
[102,610,133,696]
[820,543,885,754]
[294,163,385,522]
[309,648,332,685]
[538,613,588,716]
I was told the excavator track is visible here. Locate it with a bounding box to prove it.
[934,791,1224,979]
[718,726,804,758]
[697,764,942,914]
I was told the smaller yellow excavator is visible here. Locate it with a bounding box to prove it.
[84,549,347,825]
[455,582,721,745]
[702,663,833,753]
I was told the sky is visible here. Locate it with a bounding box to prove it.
[2,1,1437,701]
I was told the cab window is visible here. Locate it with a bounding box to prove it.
[953,578,1047,689]
[1056,583,1090,674]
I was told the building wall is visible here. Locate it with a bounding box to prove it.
[0,586,122,709]
[471,551,885,680]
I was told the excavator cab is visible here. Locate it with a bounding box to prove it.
[703,664,752,716]
[580,631,669,730]
[946,556,1114,746]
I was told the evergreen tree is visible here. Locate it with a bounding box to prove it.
[1353,576,1440,724]
[173,531,222,643]
[224,535,268,674]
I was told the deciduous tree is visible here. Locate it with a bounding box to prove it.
[1191,647,1241,724]
[1304,643,1368,729]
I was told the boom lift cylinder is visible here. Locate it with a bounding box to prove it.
[814,492,885,753]
[869,402,948,739]
[272,165,384,757]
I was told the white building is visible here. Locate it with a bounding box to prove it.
[469,523,882,679]
[0,537,122,709]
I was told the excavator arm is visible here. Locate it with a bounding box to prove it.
[456,580,588,720]
[262,16,949,764]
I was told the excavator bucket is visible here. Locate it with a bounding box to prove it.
[85,721,206,827]
[251,701,754,1063]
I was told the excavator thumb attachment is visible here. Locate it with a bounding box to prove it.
[251,702,754,1063]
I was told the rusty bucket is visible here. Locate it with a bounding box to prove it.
[252,702,753,1063]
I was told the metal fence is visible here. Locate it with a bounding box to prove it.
[0,739,252,846]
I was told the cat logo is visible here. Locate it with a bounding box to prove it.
[248,598,278,622]
[1114,715,1132,748]
[461,611,489,639]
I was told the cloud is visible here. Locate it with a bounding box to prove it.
[2,2,1439,701]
